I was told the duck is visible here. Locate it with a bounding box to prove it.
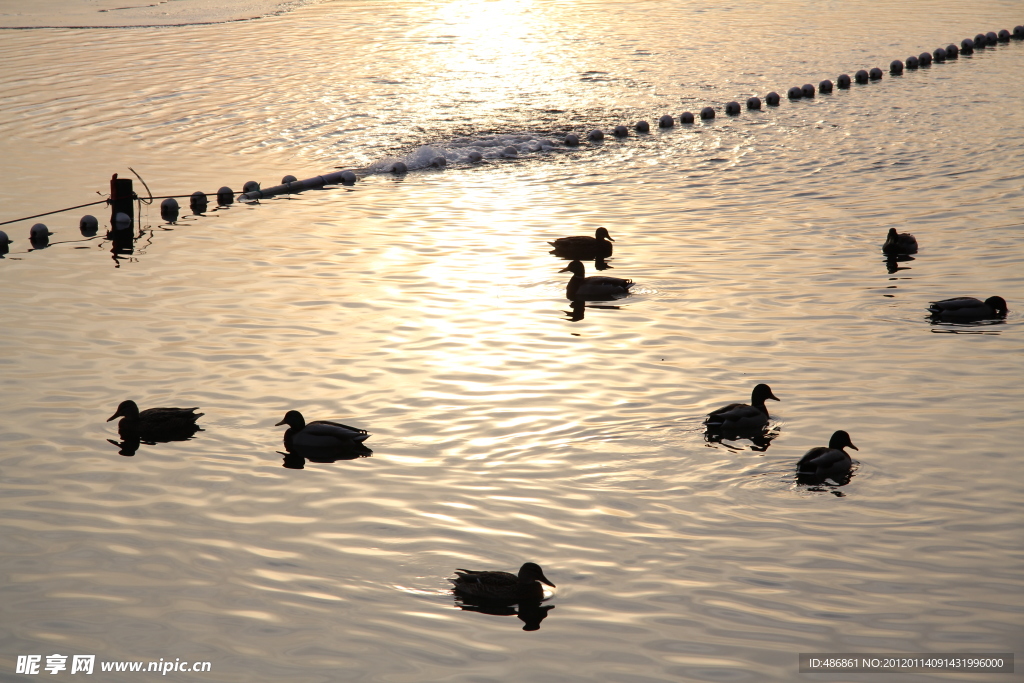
[797,430,858,479]
[275,410,370,451]
[704,383,780,434]
[928,296,1008,322]
[882,228,918,255]
[560,260,633,301]
[106,399,203,441]
[549,227,614,260]
[450,562,555,602]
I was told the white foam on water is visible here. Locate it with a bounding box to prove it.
[363,133,565,174]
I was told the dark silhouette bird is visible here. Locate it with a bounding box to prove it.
[928,296,1008,322]
[882,228,918,255]
[450,562,555,602]
[560,260,633,301]
[704,384,780,435]
[797,430,858,480]
[275,410,370,452]
[549,227,614,260]
[106,399,203,442]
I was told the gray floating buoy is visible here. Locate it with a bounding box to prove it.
[700,107,715,120]
[467,151,483,163]
[635,120,650,132]
[1014,26,1024,39]
[787,86,803,99]
[564,133,580,146]
[30,223,51,247]
[725,101,740,115]
[113,212,132,231]
[392,161,409,173]
[161,197,179,222]
[746,96,762,110]
[869,67,883,80]
[340,170,358,184]
[765,91,780,105]
[79,215,98,235]
[588,129,604,141]
[961,38,974,53]
[242,180,260,193]
[430,157,446,168]
[946,43,959,58]
[801,83,815,97]
[680,111,695,123]
[818,79,833,93]
[217,186,234,205]
[837,74,851,88]
[855,69,869,84]
[613,125,628,137]
[659,114,674,128]
[0,230,11,256]
[918,52,932,66]
[281,175,297,184]
[906,55,920,69]
[190,191,208,214]
[502,146,518,157]
[933,47,946,62]
[997,29,1010,42]
[985,31,997,45]
[890,60,904,74]
[974,33,987,47]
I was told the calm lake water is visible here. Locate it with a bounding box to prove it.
[1,1,1022,681]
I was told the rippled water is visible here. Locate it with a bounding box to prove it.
[2,1,1022,681]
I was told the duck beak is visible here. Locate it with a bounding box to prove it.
[106,411,121,422]
[539,573,556,588]
[769,392,780,401]
[558,266,571,272]
[274,419,287,426]
[849,442,858,451]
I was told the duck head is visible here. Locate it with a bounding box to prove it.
[107,399,140,421]
[985,296,1008,315]
[518,562,556,587]
[752,383,780,404]
[275,410,306,430]
[595,227,614,242]
[828,430,858,451]
[558,260,586,277]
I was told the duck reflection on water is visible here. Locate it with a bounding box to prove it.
[279,447,370,469]
[455,596,555,631]
[884,253,914,275]
[704,428,780,453]
[563,300,623,322]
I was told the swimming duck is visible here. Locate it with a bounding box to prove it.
[882,228,918,255]
[796,430,858,479]
[275,410,370,451]
[549,227,614,260]
[560,260,633,301]
[106,399,203,441]
[450,562,555,602]
[928,296,1008,322]
[704,384,780,434]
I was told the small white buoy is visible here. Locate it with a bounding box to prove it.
[190,191,208,213]
[787,86,802,99]
[635,120,650,132]
[30,223,51,246]
[932,47,946,62]
[502,146,518,157]
[392,161,408,173]
[161,198,179,222]
[837,74,851,88]
[613,125,628,137]
[0,230,12,256]
[659,114,674,128]
[746,97,761,110]
[340,170,358,184]
[960,38,974,53]
[680,111,695,123]
[890,60,904,74]
[79,215,98,234]
[724,101,740,115]
[217,186,234,205]
[564,133,580,146]
[818,80,833,93]
[765,91,780,105]
[801,84,815,97]
[467,151,482,162]
[282,175,297,184]
[588,129,604,141]
[113,212,132,231]
[869,67,883,80]
[906,55,920,69]
[430,157,446,168]
[700,107,715,120]
[242,180,260,193]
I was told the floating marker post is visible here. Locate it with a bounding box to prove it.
[109,174,134,231]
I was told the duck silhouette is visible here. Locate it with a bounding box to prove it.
[549,227,614,260]
[560,260,633,301]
